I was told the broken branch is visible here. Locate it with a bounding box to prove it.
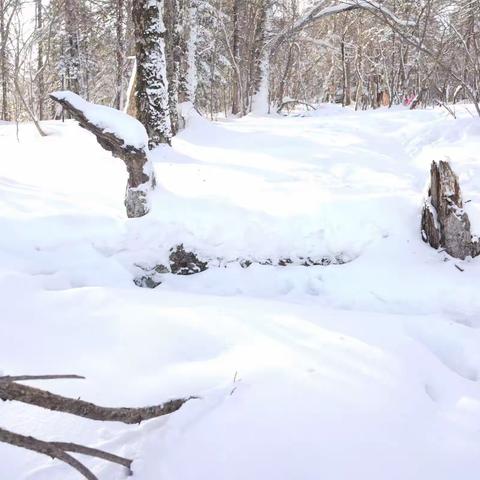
[0,380,192,424]
[0,427,99,480]
[0,374,85,383]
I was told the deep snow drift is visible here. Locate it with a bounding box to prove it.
[2,104,480,479]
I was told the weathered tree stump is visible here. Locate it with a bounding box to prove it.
[421,160,480,259]
[50,91,155,218]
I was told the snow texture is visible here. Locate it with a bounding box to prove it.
[2,104,480,480]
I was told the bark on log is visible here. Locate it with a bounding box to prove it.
[49,93,155,218]
[0,381,192,424]
[421,160,480,259]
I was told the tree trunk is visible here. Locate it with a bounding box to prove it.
[178,0,198,105]
[231,0,242,115]
[341,37,351,107]
[114,0,125,110]
[250,0,271,114]
[36,0,44,120]
[164,0,180,135]
[0,0,9,121]
[132,0,172,148]
[64,0,80,94]
[125,60,137,117]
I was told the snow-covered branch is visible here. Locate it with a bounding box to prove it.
[270,0,416,52]
[50,91,156,217]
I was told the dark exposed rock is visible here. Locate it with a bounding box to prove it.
[169,244,208,275]
[421,160,480,260]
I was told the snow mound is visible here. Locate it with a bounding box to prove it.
[2,104,480,479]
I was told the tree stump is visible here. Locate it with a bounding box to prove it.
[421,160,480,259]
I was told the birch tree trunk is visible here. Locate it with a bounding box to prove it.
[250,0,271,114]
[164,0,180,135]
[114,0,125,110]
[231,0,242,115]
[132,0,172,148]
[178,0,198,104]
[64,0,80,94]
[35,0,44,120]
[0,0,10,121]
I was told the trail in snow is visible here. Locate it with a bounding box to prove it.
[1,104,480,480]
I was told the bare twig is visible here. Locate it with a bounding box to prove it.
[0,374,85,383]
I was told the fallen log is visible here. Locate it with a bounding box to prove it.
[49,91,155,218]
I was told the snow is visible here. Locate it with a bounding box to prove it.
[2,104,480,479]
[50,91,149,149]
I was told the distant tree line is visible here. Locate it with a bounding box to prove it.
[1,0,480,132]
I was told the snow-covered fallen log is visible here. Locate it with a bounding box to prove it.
[50,91,155,218]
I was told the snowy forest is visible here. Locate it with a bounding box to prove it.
[2,0,480,479]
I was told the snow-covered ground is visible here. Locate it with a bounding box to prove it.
[2,104,480,479]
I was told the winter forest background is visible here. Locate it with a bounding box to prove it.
[2,0,480,126]
[3,1,480,480]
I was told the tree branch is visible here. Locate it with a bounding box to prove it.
[0,427,99,480]
[0,374,85,383]
[51,442,132,471]
[0,381,193,424]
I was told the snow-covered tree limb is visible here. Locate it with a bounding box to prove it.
[50,91,156,218]
[270,0,416,52]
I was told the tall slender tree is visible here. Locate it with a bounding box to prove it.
[132,0,172,147]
